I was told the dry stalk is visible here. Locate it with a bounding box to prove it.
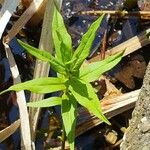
[3,43,32,150]
[81,10,150,20]
[0,119,20,142]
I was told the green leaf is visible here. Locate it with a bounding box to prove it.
[18,40,66,75]
[69,79,110,124]
[61,94,77,150]
[52,7,73,63]
[27,96,62,107]
[0,77,66,94]
[80,51,123,82]
[71,15,104,70]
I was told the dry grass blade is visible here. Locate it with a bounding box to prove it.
[3,43,32,150]
[0,119,20,142]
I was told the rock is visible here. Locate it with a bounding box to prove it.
[120,62,150,150]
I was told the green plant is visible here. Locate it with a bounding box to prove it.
[0,7,123,150]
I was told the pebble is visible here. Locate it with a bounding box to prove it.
[140,119,150,133]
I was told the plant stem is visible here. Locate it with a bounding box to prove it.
[0,89,9,95]
[61,125,66,150]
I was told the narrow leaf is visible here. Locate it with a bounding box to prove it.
[69,79,110,124]
[80,51,123,82]
[61,94,77,150]
[71,15,104,70]
[0,77,66,94]
[52,7,72,63]
[27,97,62,107]
[18,40,66,75]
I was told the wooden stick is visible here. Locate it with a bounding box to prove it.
[76,90,140,136]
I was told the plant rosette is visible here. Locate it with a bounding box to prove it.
[0,7,123,150]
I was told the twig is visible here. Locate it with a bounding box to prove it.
[100,29,107,60]
[81,10,150,19]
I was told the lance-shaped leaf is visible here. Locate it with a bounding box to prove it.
[0,77,66,95]
[27,97,62,107]
[18,40,66,75]
[61,94,77,150]
[69,79,110,124]
[52,7,72,63]
[71,15,104,70]
[80,51,123,82]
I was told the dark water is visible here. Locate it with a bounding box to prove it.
[62,0,122,57]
